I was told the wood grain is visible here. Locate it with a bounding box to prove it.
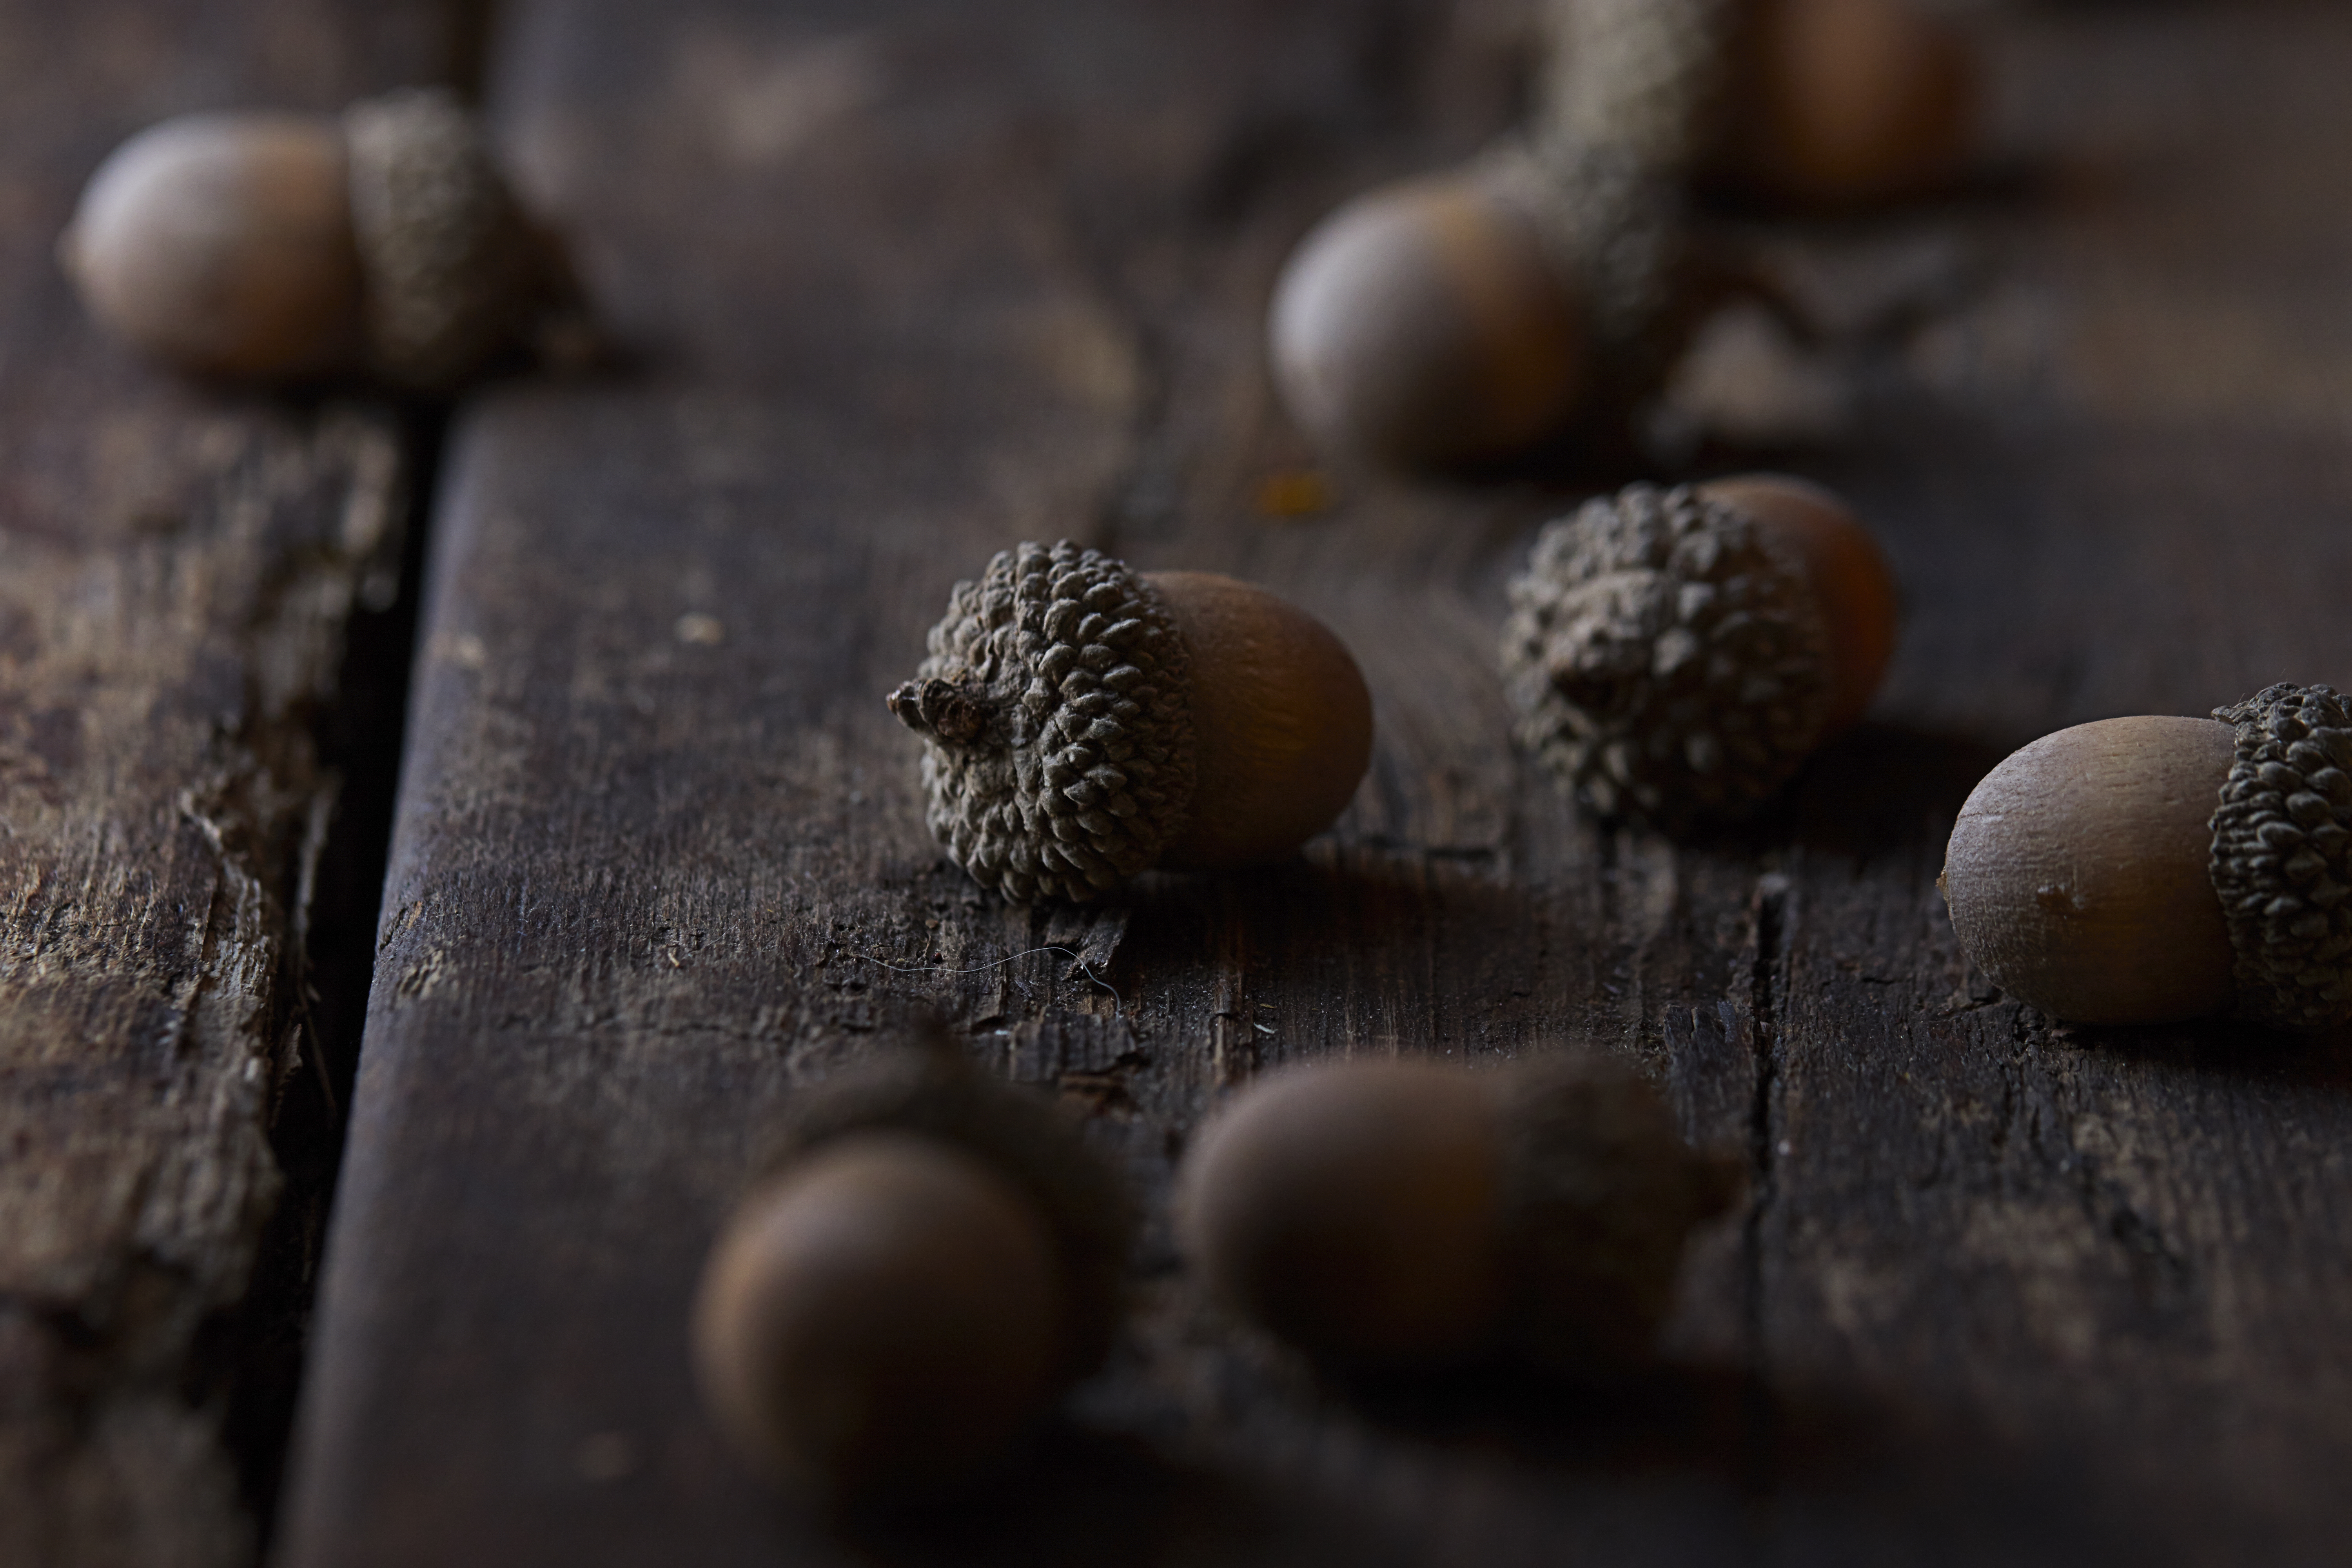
[0,4,457,1564]
[284,0,2352,1563]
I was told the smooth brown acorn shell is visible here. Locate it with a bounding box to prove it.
[1175,1059,1510,1366]
[1267,178,1584,469]
[1941,716,2238,1025]
[1698,474,1899,736]
[1147,570,1375,871]
[690,1132,1066,1498]
[1733,0,1978,205]
[61,111,361,380]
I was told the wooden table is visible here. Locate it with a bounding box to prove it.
[9,1,2352,1564]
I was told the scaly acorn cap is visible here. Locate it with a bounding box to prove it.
[1500,481,1833,828]
[1471,136,1696,421]
[1534,0,1746,181]
[763,1042,1137,1381]
[889,541,1198,904]
[2209,683,2352,1031]
[343,87,552,393]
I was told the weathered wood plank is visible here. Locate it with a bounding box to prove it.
[1749,11,2352,1552]
[286,0,2352,1563]
[0,4,458,1563]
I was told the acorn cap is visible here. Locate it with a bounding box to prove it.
[1500,481,1834,828]
[343,87,547,392]
[1496,1054,1740,1374]
[889,541,1198,904]
[1534,0,1746,180]
[1472,138,1695,416]
[2209,683,2352,1031]
[767,1043,1136,1381]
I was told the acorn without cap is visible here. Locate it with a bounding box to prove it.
[691,1047,1134,1500]
[60,88,575,391]
[888,540,1374,904]
[1499,475,1898,829]
[1175,1054,1738,1374]
[1941,684,2352,1031]
[1268,140,1688,470]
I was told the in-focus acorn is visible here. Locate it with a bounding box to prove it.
[691,1046,1134,1501]
[1175,1054,1738,1374]
[1268,141,1689,469]
[1941,684,2352,1031]
[60,88,579,391]
[1540,0,1978,207]
[888,541,1374,903]
[1499,475,1898,828]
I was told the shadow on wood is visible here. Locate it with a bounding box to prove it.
[1790,720,2011,858]
[824,1423,1404,1568]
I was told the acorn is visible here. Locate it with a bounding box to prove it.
[60,87,577,391]
[1499,475,1897,829]
[1267,139,1690,469]
[1539,0,1978,207]
[1174,1054,1739,1374]
[690,1046,1134,1500]
[1940,684,2352,1031]
[887,541,1374,903]
[1270,0,1976,467]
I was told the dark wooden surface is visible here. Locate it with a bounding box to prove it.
[245,0,2352,1563]
[0,3,464,1565]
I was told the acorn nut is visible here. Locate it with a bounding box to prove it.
[1732,0,1978,205]
[691,1047,1133,1500]
[888,541,1374,903]
[1175,1054,1738,1374]
[1268,143,1687,469]
[1941,684,2352,1031]
[60,88,576,390]
[1499,475,1898,828]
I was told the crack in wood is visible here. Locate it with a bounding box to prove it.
[1740,867,1791,1508]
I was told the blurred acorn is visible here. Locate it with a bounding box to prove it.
[1269,140,1692,469]
[691,1045,1133,1502]
[1268,0,1977,468]
[1540,0,1979,207]
[1175,1054,1738,1374]
[60,87,584,391]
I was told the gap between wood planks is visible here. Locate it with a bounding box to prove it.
[223,11,504,1547]
[220,405,441,1553]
